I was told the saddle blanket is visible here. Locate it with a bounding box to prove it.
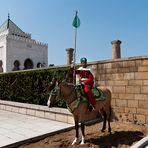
[76,85,106,101]
[67,86,106,113]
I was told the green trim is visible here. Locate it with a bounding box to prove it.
[67,97,88,113]
[67,86,106,113]
[92,87,106,101]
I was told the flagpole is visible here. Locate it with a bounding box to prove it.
[73,25,77,84]
[72,10,80,84]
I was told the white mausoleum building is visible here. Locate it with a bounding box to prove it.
[0,16,48,73]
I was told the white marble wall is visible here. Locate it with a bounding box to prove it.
[0,34,48,72]
[0,35,6,72]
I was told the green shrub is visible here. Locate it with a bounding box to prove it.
[0,67,69,108]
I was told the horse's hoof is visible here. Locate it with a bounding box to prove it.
[80,142,84,145]
[72,138,78,145]
[101,129,105,132]
[71,143,75,145]
[108,128,111,134]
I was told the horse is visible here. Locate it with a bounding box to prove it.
[47,80,115,145]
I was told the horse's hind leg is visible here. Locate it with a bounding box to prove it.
[108,119,111,133]
[107,107,112,133]
[72,121,79,145]
[101,110,107,132]
[80,122,85,144]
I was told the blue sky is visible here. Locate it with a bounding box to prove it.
[0,0,148,66]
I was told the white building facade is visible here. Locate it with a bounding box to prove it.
[0,16,48,72]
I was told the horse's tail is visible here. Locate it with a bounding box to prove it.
[105,88,118,121]
[110,107,118,121]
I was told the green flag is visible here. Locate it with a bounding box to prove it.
[72,11,80,28]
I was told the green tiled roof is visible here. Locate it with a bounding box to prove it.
[0,19,8,33]
[0,18,25,35]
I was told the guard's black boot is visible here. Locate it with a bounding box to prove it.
[88,105,93,111]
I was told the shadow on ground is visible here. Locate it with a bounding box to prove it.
[85,130,144,148]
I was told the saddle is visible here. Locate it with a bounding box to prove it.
[67,85,106,113]
[75,85,106,101]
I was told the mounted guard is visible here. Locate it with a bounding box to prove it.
[70,57,97,108]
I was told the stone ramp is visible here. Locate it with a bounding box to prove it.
[0,100,74,124]
[0,100,99,147]
[0,110,74,148]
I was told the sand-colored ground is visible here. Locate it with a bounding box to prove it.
[20,121,148,148]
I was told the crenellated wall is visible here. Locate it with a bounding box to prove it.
[7,35,48,47]
[89,56,148,124]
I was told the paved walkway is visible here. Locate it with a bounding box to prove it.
[0,110,74,148]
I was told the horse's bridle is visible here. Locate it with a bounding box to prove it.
[50,83,76,104]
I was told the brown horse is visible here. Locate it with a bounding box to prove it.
[47,81,115,145]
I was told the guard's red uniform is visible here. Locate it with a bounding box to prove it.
[71,66,96,106]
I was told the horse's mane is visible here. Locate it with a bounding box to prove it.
[60,82,76,101]
[61,82,75,88]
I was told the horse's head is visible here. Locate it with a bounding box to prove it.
[47,80,76,107]
[47,79,62,107]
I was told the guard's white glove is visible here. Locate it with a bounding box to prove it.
[70,63,74,68]
[81,81,85,85]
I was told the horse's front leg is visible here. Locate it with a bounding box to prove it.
[80,122,85,144]
[72,121,79,145]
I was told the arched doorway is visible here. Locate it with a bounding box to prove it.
[0,60,3,72]
[24,58,34,70]
[37,62,42,68]
[12,60,20,71]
